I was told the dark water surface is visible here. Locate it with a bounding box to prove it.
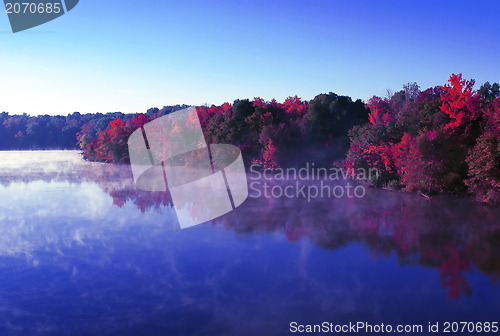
[0,151,499,335]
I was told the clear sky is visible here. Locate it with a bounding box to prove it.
[1,0,499,116]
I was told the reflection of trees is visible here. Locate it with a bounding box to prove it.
[213,180,500,300]
[439,248,471,299]
[75,162,500,299]
[81,161,173,213]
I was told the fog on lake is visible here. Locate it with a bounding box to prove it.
[0,151,498,335]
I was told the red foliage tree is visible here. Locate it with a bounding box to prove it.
[391,132,416,176]
[367,96,391,126]
[93,118,133,163]
[282,95,308,118]
[130,113,150,130]
[440,73,480,131]
[262,139,279,170]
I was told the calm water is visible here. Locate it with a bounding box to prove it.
[0,151,499,336]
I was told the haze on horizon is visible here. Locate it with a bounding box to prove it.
[1,0,499,116]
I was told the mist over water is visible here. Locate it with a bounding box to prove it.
[0,151,498,335]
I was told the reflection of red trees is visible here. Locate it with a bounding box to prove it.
[215,180,500,300]
[83,161,500,300]
[284,224,306,241]
[82,163,173,213]
[109,189,172,213]
[464,223,500,286]
[439,248,471,299]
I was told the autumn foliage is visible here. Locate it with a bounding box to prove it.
[78,94,369,170]
[346,74,500,204]
[77,114,149,163]
[74,74,500,205]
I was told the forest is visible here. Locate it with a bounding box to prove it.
[0,105,189,150]
[1,74,499,204]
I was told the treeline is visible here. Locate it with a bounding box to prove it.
[346,75,500,204]
[75,94,369,167]
[0,112,83,149]
[2,74,499,204]
[76,74,499,205]
[0,105,189,150]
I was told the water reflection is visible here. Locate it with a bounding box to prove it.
[0,151,499,335]
[77,153,500,300]
[2,151,500,300]
[0,150,89,185]
[225,192,500,299]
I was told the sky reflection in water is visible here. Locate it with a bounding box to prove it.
[0,151,499,335]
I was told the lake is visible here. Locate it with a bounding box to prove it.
[0,151,499,335]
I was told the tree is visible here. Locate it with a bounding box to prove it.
[466,133,500,205]
[440,73,480,132]
[262,139,279,170]
[367,96,391,126]
[346,76,474,194]
[478,82,500,102]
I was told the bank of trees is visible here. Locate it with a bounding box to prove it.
[346,74,500,205]
[0,106,188,151]
[75,94,369,167]
[2,74,499,204]
[0,112,85,149]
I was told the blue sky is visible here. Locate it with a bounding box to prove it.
[1,0,499,115]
